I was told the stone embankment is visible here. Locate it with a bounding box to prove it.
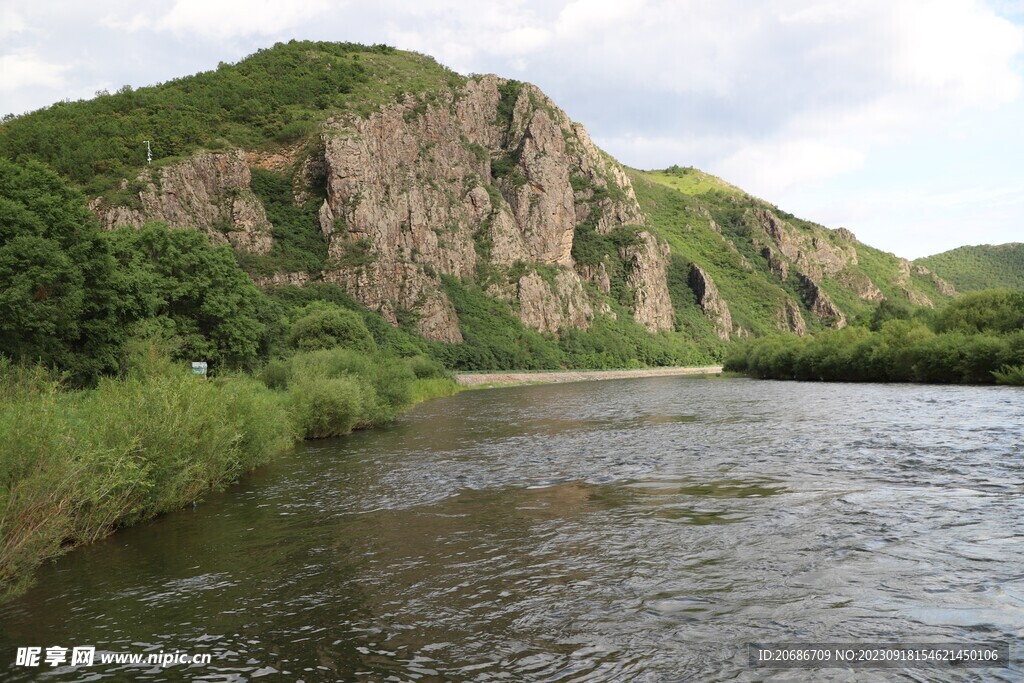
[456,365,723,386]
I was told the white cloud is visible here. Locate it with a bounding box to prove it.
[0,6,27,37]
[103,0,338,39]
[713,139,867,198]
[573,0,1023,194]
[884,0,1022,104]
[162,0,334,38]
[0,53,69,91]
[99,11,153,33]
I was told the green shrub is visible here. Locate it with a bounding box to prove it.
[0,354,295,600]
[406,354,449,379]
[935,290,1024,334]
[727,310,1023,385]
[288,375,365,438]
[368,361,416,421]
[288,303,377,353]
[993,364,1024,385]
[0,160,125,386]
[260,358,290,389]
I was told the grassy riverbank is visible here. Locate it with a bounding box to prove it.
[0,348,457,602]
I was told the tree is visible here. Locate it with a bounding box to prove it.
[288,302,376,353]
[0,159,123,384]
[106,223,273,370]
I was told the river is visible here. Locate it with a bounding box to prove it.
[1,377,1021,681]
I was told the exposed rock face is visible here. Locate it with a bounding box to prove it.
[747,208,856,282]
[836,268,884,301]
[578,261,612,295]
[245,141,303,172]
[776,298,807,336]
[322,261,464,343]
[90,150,274,254]
[515,269,594,334]
[315,75,644,340]
[799,275,846,328]
[931,272,956,296]
[908,263,957,297]
[689,264,733,340]
[761,246,789,280]
[416,289,465,343]
[88,200,143,232]
[835,227,857,242]
[253,271,312,288]
[895,259,934,308]
[622,232,675,332]
[86,69,664,343]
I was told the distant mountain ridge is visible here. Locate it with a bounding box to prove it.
[917,243,1024,293]
[0,40,962,354]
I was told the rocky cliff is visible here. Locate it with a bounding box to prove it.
[689,265,733,340]
[91,75,668,343]
[89,150,274,254]
[70,43,955,352]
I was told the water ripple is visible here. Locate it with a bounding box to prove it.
[1,378,1021,681]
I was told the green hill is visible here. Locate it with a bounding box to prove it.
[916,243,1024,292]
[0,43,460,198]
[633,165,953,334]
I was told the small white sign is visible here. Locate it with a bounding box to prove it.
[191,361,208,376]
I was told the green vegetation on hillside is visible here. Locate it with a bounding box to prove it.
[437,276,715,371]
[917,243,1024,292]
[0,41,463,198]
[726,290,1024,384]
[646,165,744,196]
[243,167,328,275]
[633,166,956,339]
[632,169,802,338]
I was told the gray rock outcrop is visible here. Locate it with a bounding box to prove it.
[777,298,808,336]
[90,150,274,254]
[514,269,594,334]
[748,208,856,282]
[799,275,846,328]
[689,264,733,340]
[314,75,645,339]
[623,232,675,332]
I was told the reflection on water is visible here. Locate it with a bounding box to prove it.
[1,378,1022,681]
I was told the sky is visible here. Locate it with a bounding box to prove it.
[2,0,1023,259]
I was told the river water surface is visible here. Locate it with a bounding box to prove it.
[1,378,1022,681]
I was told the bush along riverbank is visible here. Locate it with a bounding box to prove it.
[0,348,457,603]
[725,290,1024,384]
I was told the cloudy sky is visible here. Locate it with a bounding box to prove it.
[2,0,1023,258]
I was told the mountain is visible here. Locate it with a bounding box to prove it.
[916,243,1024,292]
[0,41,955,358]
